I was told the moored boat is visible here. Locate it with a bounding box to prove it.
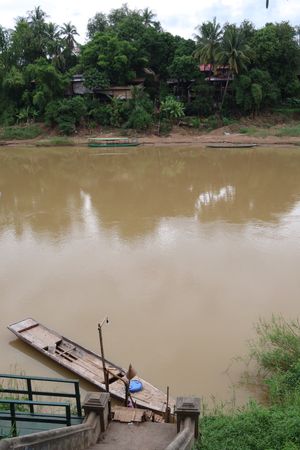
[88,137,139,148]
[8,318,174,416]
[206,143,258,148]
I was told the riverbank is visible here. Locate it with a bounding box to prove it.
[1,118,300,148]
[2,131,300,149]
[197,316,300,450]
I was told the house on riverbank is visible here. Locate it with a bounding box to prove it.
[69,75,145,100]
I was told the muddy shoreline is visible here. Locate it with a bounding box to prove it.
[1,123,300,148]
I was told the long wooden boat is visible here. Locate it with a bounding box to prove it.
[206,143,258,148]
[88,137,140,148]
[8,318,174,416]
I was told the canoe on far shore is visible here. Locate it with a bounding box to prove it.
[8,318,174,416]
[206,143,258,148]
[88,137,140,148]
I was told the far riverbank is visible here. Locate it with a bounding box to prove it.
[1,128,300,148]
[1,116,300,148]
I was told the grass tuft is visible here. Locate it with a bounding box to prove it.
[275,125,300,137]
[197,316,300,450]
[239,126,270,137]
[0,125,43,141]
[35,137,75,147]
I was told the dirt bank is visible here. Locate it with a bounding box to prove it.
[1,124,300,148]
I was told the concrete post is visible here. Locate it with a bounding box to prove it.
[175,397,200,439]
[82,392,110,432]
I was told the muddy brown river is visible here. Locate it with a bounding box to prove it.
[1,145,300,405]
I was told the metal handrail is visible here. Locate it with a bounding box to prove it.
[0,399,72,437]
[0,374,81,417]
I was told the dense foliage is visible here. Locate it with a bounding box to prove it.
[198,317,300,450]
[0,5,299,133]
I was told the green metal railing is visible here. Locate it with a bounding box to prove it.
[0,374,82,437]
[0,374,82,416]
[0,399,72,436]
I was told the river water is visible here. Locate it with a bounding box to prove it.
[1,145,300,405]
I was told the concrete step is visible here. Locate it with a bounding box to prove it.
[89,422,176,450]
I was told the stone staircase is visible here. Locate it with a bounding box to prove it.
[88,421,177,450]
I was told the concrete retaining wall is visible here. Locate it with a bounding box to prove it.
[164,417,195,450]
[0,412,100,450]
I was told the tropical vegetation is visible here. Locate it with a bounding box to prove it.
[197,316,300,450]
[0,5,299,134]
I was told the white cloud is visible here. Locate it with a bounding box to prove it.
[1,0,299,41]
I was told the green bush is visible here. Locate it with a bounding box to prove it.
[286,98,300,107]
[124,87,154,130]
[126,106,153,130]
[222,117,237,126]
[0,125,42,140]
[238,127,269,137]
[87,102,111,126]
[186,78,215,116]
[191,117,201,128]
[0,103,17,126]
[199,401,300,450]
[160,96,185,121]
[36,137,74,146]
[109,98,128,127]
[57,120,75,135]
[159,119,172,135]
[240,126,249,134]
[45,97,87,135]
[196,316,300,450]
[201,115,219,130]
[185,98,214,117]
[275,125,300,137]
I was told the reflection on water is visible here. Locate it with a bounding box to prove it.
[195,185,235,210]
[1,146,300,404]
[2,147,300,238]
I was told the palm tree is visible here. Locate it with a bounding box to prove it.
[194,17,223,76]
[23,7,48,60]
[45,22,65,69]
[27,6,48,26]
[60,22,78,53]
[45,23,61,55]
[217,26,251,111]
[295,26,300,46]
[0,26,10,70]
[141,8,156,27]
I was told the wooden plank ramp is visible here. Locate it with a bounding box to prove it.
[112,406,146,423]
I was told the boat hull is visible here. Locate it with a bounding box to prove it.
[206,143,258,148]
[88,143,139,148]
[8,318,173,416]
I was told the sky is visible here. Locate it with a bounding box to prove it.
[1,0,299,42]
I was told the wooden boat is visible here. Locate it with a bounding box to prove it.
[8,318,174,416]
[206,143,258,148]
[88,137,140,148]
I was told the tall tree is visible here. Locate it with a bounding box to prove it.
[218,26,251,110]
[80,32,140,85]
[45,22,62,63]
[141,8,158,28]
[0,26,10,71]
[251,22,300,98]
[27,6,47,24]
[87,13,108,39]
[194,17,223,74]
[60,22,78,53]
[60,22,78,70]
[27,6,48,57]
[296,26,300,46]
